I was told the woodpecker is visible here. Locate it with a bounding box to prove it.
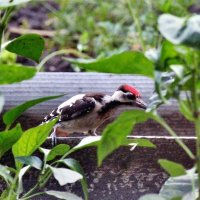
[43,84,147,145]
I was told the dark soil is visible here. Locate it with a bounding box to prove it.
[9,1,75,72]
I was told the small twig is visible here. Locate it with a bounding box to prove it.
[8,26,55,37]
[37,49,90,72]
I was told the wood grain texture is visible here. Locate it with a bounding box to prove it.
[0,72,194,136]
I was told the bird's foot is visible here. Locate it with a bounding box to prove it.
[50,130,57,147]
[88,130,98,136]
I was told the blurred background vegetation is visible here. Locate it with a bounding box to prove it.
[2,0,199,71]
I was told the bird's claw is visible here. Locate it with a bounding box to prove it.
[50,130,57,147]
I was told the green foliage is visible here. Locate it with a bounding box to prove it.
[158,159,186,177]
[158,14,200,48]
[139,194,166,200]
[46,144,70,161]
[60,158,88,200]
[159,168,198,199]
[0,124,23,158]
[97,110,153,166]
[6,34,45,62]
[0,50,16,65]
[16,156,43,170]
[45,190,82,200]
[0,165,14,186]
[0,64,36,85]
[68,51,154,78]
[12,120,57,169]
[49,166,83,186]
[179,100,195,121]
[3,94,64,127]
[0,0,32,8]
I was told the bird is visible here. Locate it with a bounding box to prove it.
[42,84,147,145]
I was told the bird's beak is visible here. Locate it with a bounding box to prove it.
[135,98,147,109]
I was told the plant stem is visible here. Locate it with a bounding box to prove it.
[21,183,39,198]
[0,7,14,52]
[7,172,18,200]
[154,115,195,160]
[191,55,200,197]
[126,0,146,51]
[37,49,90,72]
[21,192,45,200]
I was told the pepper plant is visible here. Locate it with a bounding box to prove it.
[0,1,155,199]
[69,14,200,199]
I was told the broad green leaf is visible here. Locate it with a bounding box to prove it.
[159,168,198,199]
[6,34,45,62]
[15,156,42,170]
[158,14,200,48]
[49,166,83,186]
[170,65,184,79]
[68,51,154,78]
[126,138,156,148]
[158,159,186,177]
[17,166,30,195]
[60,158,88,200]
[0,165,13,185]
[139,194,166,200]
[158,41,178,70]
[71,136,100,152]
[0,124,23,158]
[0,64,36,85]
[3,94,64,127]
[0,0,32,8]
[179,100,194,121]
[0,93,4,114]
[0,189,16,200]
[47,144,70,161]
[46,190,82,200]
[98,110,151,166]
[12,120,57,169]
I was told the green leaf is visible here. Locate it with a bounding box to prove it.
[49,166,83,186]
[71,136,100,153]
[158,14,200,48]
[68,51,154,78]
[12,120,57,169]
[47,144,70,161]
[45,190,82,200]
[0,124,23,158]
[158,159,186,177]
[179,100,194,122]
[126,138,156,148]
[139,194,166,200]
[170,65,184,79]
[0,93,4,114]
[0,165,14,185]
[17,166,30,195]
[3,94,64,127]
[0,64,36,85]
[159,168,198,199]
[97,110,150,166]
[6,34,45,62]
[15,156,42,170]
[60,158,88,200]
[158,41,178,70]
[0,0,32,8]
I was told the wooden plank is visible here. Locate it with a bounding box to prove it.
[0,72,194,136]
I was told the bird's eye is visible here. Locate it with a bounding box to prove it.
[126,92,136,100]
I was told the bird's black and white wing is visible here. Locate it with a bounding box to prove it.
[43,94,96,123]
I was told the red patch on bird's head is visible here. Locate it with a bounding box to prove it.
[118,84,141,97]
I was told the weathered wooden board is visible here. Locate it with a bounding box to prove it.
[0,72,195,200]
[0,72,194,136]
